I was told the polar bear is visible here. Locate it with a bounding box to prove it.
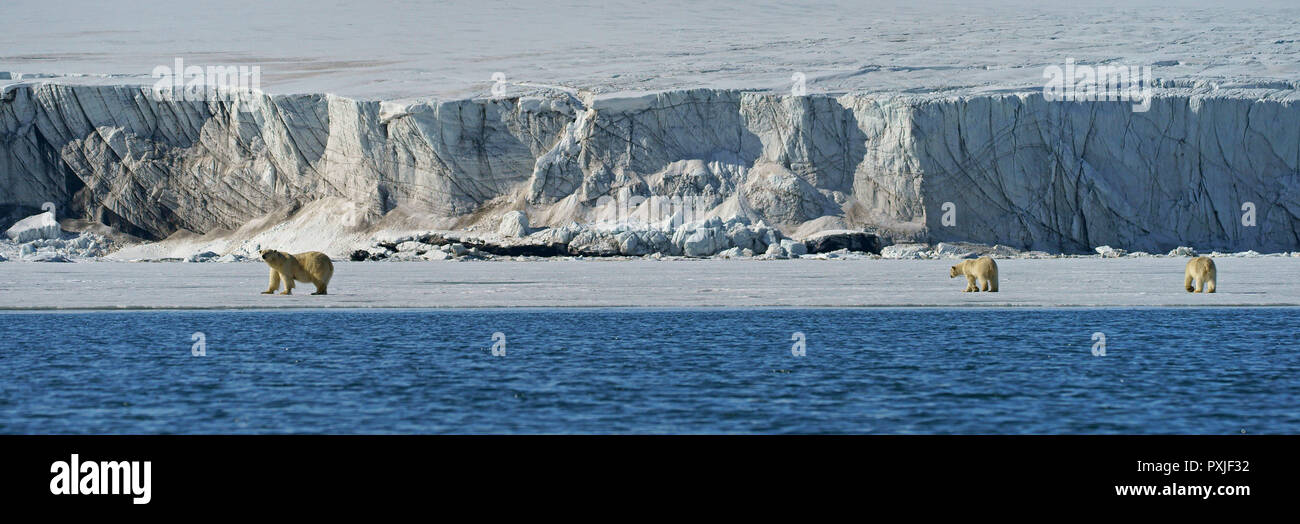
[949,256,999,292]
[259,249,334,295]
[1184,256,1216,293]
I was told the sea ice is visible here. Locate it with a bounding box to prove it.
[2,257,1298,310]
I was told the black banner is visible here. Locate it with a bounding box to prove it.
[1,435,1289,510]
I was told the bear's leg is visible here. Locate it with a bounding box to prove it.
[964,275,977,292]
[1206,278,1216,293]
[1184,274,1195,292]
[979,277,990,292]
[279,272,293,295]
[262,270,280,294]
[1194,278,1204,293]
[311,279,327,295]
[988,277,998,293]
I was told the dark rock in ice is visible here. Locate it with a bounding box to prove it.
[803,231,882,254]
[461,239,569,257]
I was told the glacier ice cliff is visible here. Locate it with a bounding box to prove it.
[1,82,1298,255]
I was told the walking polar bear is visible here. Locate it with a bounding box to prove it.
[260,249,334,295]
[1184,256,1216,293]
[949,256,999,292]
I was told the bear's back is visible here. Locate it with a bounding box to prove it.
[1186,256,1214,275]
[970,256,997,275]
[292,251,334,278]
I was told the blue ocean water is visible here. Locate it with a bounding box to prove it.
[0,308,1297,434]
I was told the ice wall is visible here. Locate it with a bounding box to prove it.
[1,83,1297,252]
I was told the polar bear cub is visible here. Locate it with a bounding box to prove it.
[259,249,334,295]
[1184,256,1216,293]
[949,256,999,292]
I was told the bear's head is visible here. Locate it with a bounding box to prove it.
[260,249,288,264]
[949,265,960,278]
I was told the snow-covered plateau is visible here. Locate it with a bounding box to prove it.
[1,0,1298,263]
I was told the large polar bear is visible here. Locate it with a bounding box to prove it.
[949,256,999,292]
[1184,256,1216,293]
[259,249,334,295]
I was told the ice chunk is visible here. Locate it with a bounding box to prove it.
[1095,246,1127,258]
[683,228,728,257]
[186,251,220,262]
[880,243,930,259]
[5,212,61,243]
[779,239,807,257]
[498,211,529,238]
[24,251,71,262]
